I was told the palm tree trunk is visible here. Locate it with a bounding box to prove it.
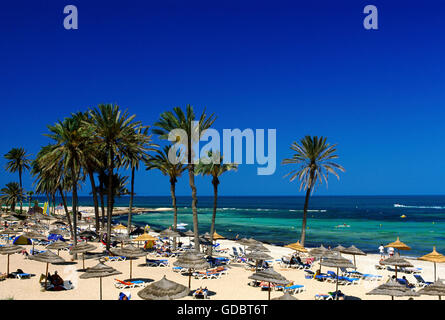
[208,178,219,256]
[19,168,23,214]
[106,149,114,251]
[71,164,78,259]
[88,170,100,233]
[127,166,135,234]
[99,179,105,229]
[189,164,200,253]
[300,171,314,246]
[170,179,177,250]
[59,187,74,239]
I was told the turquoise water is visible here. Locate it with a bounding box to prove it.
[38,195,445,257]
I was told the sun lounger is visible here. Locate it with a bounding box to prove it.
[401,267,422,274]
[413,274,433,288]
[14,272,32,279]
[193,288,209,299]
[275,284,305,294]
[114,278,148,289]
[146,258,169,267]
[104,256,126,262]
[315,294,333,300]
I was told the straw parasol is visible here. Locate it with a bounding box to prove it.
[0,243,24,275]
[78,230,99,240]
[212,231,225,240]
[46,240,70,256]
[247,243,270,253]
[385,237,411,252]
[380,253,413,278]
[29,249,65,290]
[133,233,157,247]
[173,251,210,288]
[112,234,132,247]
[309,245,335,272]
[320,253,356,299]
[70,242,97,269]
[112,224,127,233]
[332,245,346,253]
[0,229,20,243]
[22,231,46,254]
[238,238,260,246]
[110,244,146,279]
[418,278,445,300]
[418,247,445,281]
[271,292,298,300]
[245,250,273,272]
[160,228,181,238]
[366,280,420,300]
[285,241,308,253]
[138,275,189,300]
[183,230,194,237]
[340,245,366,267]
[48,228,64,235]
[80,262,122,300]
[249,268,290,300]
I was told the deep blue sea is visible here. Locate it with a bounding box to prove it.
[37,195,445,257]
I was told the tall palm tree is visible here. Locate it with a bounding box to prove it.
[145,145,185,249]
[88,104,142,250]
[196,151,237,255]
[26,191,34,212]
[122,126,157,234]
[282,136,345,246]
[42,113,94,251]
[4,148,31,214]
[0,182,24,212]
[153,105,216,252]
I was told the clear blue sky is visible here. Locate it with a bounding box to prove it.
[1,0,445,196]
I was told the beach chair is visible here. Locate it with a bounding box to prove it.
[413,274,433,288]
[193,288,209,299]
[304,270,315,279]
[315,294,333,300]
[401,267,422,274]
[230,247,239,260]
[105,255,126,262]
[172,266,183,273]
[15,272,32,279]
[114,279,147,289]
[280,257,292,268]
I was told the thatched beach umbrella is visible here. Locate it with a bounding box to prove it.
[78,230,99,241]
[320,253,356,299]
[22,231,46,254]
[245,250,273,272]
[0,229,20,243]
[70,242,97,269]
[110,244,146,279]
[238,238,260,246]
[418,247,445,281]
[380,253,413,278]
[418,278,445,300]
[138,275,189,300]
[183,230,194,246]
[29,249,65,290]
[0,243,24,276]
[173,251,210,288]
[309,245,335,272]
[385,237,411,253]
[113,234,132,247]
[247,243,270,253]
[249,268,290,300]
[366,280,420,300]
[212,231,225,240]
[46,240,70,256]
[332,245,346,253]
[133,233,156,248]
[285,241,308,253]
[341,245,366,267]
[160,228,180,238]
[271,292,298,300]
[80,262,122,300]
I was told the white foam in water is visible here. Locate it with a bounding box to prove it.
[394,203,445,209]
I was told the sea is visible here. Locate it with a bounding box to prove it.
[37,195,445,257]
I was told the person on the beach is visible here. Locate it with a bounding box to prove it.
[387,246,394,257]
[378,244,385,258]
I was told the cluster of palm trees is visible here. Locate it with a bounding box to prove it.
[1,103,344,252]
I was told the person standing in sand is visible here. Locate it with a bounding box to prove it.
[378,244,385,258]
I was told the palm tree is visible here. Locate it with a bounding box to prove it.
[26,191,34,212]
[4,148,31,214]
[153,105,216,252]
[145,145,186,249]
[282,136,345,246]
[196,151,237,255]
[88,104,142,250]
[42,113,94,251]
[0,182,24,212]
[122,126,157,234]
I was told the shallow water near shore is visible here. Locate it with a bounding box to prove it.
[105,195,445,257]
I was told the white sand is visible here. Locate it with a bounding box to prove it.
[0,229,443,300]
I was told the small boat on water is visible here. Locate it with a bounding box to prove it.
[176,223,188,230]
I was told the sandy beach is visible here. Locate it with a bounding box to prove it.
[0,227,443,300]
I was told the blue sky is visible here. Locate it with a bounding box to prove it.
[1,0,445,196]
